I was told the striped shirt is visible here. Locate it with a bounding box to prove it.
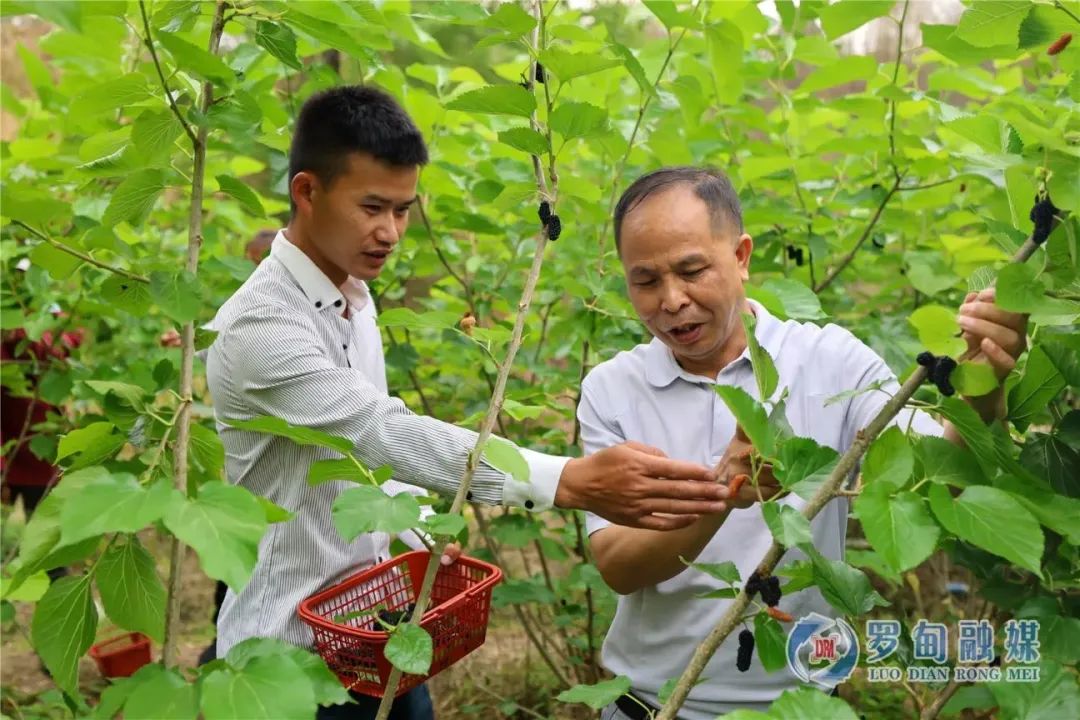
[206,232,567,654]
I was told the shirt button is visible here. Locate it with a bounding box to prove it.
[334,299,342,307]
[524,500,535,509]
[343,343,348,350]
[315,301,322,308]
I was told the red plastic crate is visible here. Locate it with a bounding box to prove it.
[297,551,502,698]
[89,632,152,678]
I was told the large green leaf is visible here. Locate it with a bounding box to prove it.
[497,127,549,156]
[102,169,167,227]
[914,436,986,488]
[164,483,268,591]
[928,484,1044,576]
[1020,432,1080,498]
[817,0,895,40]
[254,21,302,70]
[537,48,622,82]
[762,502,812,548]
[557,676,631,710]
[155,30,236,85]
[715,385,774,457]
[131,109,182,158]
[754,613,789,673]
[226,416,353,454]
[684,559,741,585]
[31,575,97,696]
[768,687,861,720]
[385,622,433,675]
[988,660,1080,720]
[307,458,370,486]
[100,276,153,316]
[937,397,999,479]
[225,638,351,707]
[993,475,1080,545]
[808,549,888,617]
[908,305,966,357]
[71,73,152,117]
[482,437,530,483]
[743,313,778,401]
[216,176,265,218]
[775,438,839,500]
[201,655,316,720]
[549,102,607,140]
[60,475,172,545]
[956,1,1032,48]
[861,426,913,491]
[798,56,877,94]
[331,485,421,541]
[1008,346,1066,431]
[445,85,536,117]
[854,488,940,573]
[150,270,203,324]
[56,421,126,468]
[96,536,167,642]
[757,278,825,320]
[124,665,198,720]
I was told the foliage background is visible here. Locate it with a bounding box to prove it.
[1,1,1078,719]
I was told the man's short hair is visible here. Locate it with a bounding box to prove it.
[613,166,744,250]
[288,85,429,212]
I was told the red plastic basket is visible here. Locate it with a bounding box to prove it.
[89,632,152,678]
[298,551,502,698]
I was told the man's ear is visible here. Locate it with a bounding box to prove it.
[735,233,753,280]
[290,171,318,216]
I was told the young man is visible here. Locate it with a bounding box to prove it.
[205,88,726,719]
[580,167,1027,719]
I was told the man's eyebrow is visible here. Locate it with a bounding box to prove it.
[360,194,417,206]
[673,253,709,268]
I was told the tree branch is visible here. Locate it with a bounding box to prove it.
[138,0,198,146]
[813,174,903,294]
[12,221,149,283]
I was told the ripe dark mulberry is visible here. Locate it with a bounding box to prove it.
[745,571,763,598]
[1030,195,1059,246]
[538,201,552,224]
[794,248,804,266]
[535,62,546,83]
[761,576,782,607]
[547,214,562,241]
[736,629,754,672]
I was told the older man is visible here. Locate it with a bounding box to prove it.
[580,167,1027,719]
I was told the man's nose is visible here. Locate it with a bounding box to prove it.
[373,213,401,245]
[659,281,690,313]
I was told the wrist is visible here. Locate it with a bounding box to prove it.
[554,457,585,510]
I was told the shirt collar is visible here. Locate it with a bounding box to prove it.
[270,231,370,312]
[644,299,780,388]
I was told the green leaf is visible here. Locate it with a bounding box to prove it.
[100,276,153,316]
[150,270,203,324]
[102,169,167,227]
[377,307,459,332]
[385,622,433,676]
[643,1,697,30]
[216,176,265,217]
[85,380,147,410]
[424,513,466,539]
[769,687,861,720]
[132,109,182,158]
[915,436,985,488]
[226,416,353,454]
[332,485,421,541]
[225,638,350,707]
[994,475,1080,545]
[200,655,316,720]
[908,305,965,357]
[1020,433,1079,498]
[937,397,998,479]
[254,21,301,70]
[549,102,607,140]
[854,488,940,573]
[96,537,166,642]
[762,502,813,548]
[996,263,1047,313]
[862,426,913,491]
[164,482,267,591]
[817,0,895,40]
[307,458,370,486]
[557,676,631,710]
[754,613,788,673]
[684,559,741,585]
[483,2,535,35]
[155,30,235,85]
[951,361,1000,397]
[61,475,172,545]
[29,240,82,279]
[497,127,549,156]
[31,575,97,696]
[482,437,530,483]
[705,21,744,104]
[56,421,126,469]
[956,1,1031,48]
[987,660,1080,720]
[798,56,877,95]
[758,278,825,320]
[71,73,152,117]
[537,48,621,82]
[445,85,536,117]
[0,572,49,602]
[928,484,1044,577]
[124,665,198,720]
[1041,336,1080,389]
[715,385,774,457]
[610,41,652,95]
[742,313,778,401]
[1009,346,1066,431]
[257,496,294,524]
[922,23,1021,64]
[190,422,225,479]
[775,438,839,500]
[808,549,888,616]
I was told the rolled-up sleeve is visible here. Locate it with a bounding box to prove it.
[214,304,566,510]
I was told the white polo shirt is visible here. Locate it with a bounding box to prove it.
[580,300,942,718]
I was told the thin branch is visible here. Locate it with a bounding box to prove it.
[888,0,911,179]
[897,178,956,192]
[12,221,149,283]
[472,682,550,720]
[656,231,1048,719]
[138,0,198,146]
[162,0,227,669]
[416,196,476,314]
[813,174,903,293]
[1054,0,1080,26]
